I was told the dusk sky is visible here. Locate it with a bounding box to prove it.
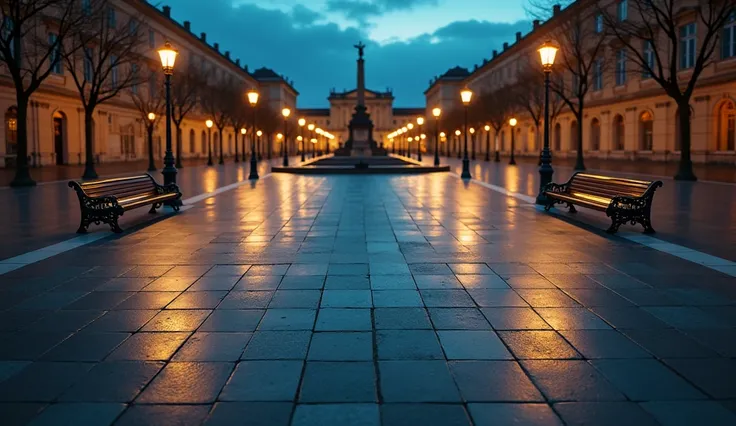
[166,0,532,107]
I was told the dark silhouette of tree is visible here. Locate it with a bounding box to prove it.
[170,65,203,168]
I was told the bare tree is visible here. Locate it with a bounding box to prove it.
[200,83,229,164]
[129,72,164,172]
[525,0,575,20]
[222,83,248,163]
[63,0,146,179]
[170,66,202,168]
[549,3,609,171]
[0,0,81,186]
[598,0,733,181]
[478,86,517,161]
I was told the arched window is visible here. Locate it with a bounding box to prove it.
[717,100,736,151]
[639,111,654,151]
[201,130,207,153]
[590,118,601,151]
[529,126,536,151]
[189,129,195,153]
[570,120,578,151]
[554,123,561,151]
[213,132,219,155]
[612,114,625,151]
[52,111,67,165]
[228,134,233,154]
[500,130,505,151]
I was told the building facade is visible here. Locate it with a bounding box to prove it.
[0,1,296,169]
[426,0,736,164]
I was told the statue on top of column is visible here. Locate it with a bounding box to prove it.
[354,41,365,59]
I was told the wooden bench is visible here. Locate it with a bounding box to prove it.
[69,174,181,233]
[542,172,662,234]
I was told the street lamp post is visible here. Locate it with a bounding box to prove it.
[440,132,446,157]
[311,137,317,158]
[282,108,291,167]
[407,123,414,159]
[419,134,426,161]
[469,127,476,160]
[206,119,213,166]
[460,88,472,179]
[240,128,246,164]
[536,40,558,204]
[298,118,306,162]
[218,127,224,165]
[146,113,156,172]
[307,124,315,158]
[484,125,491,161]
[416,117,424,162]
[247,89,259,180]
[454,130,460,158]
[157,41,178,188]
[432,108,441,166]
[509,118,517,165]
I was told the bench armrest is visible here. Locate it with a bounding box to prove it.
[608,195,647,211]
[543,182,567,194]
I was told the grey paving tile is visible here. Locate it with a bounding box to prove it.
[187,276,240,291]
[457,274,509,289]
[468,403,563,425]
[62,292,135,310]
[246,265,290,276]
[59,361,163,402]
[173,332,251,361]
[234,275,283,290]
[0,331,73,360]
[623,329,719,358]
[372,290,423,307]
[438,330,512,360]
[516,289,580,307]
[324,275,371,290]
[522,360,626,402]
[278,275,325,290]
[505,275,556,289]
[136,362,233,403]
[414,275,463,289]
[591,359,707,401]
[369,263,411,275]
[13,290,88,310]
[481,307,551,330]
[315,309,372,331]
[205,265,251,277]
[291,404,380,426]
[286,263,328,276]
[299,362,377,403]
[327,263,369,276]
[644,307,730,329]
[376,330,444,360]
[241,331,311,360]
[320,290,372,308]
[219,361,302,401]
[590,306,671,329]
[374,308,432,329]
[0,361,30,383]
[449,361,544,402]
[559,330,651,359]
[114,404,211,426]
[258,309,315,330]
[467,289,527,307]
[204,402,292,426]
[553,402,659,426]
[22,310,104,332]
[166,291,227,309]
[268,290,320,309]
[216,291,273,309]
[142,277,197,292]
[0,362,94,401]
[84,310,158,332]
[535,308,612,330]
[164,265,213,277]
[41,332,129,362]
[448,263,494,275]
[0,403,46,426]
[199,310,264,332]
[95,278,153,292]
[308,332,373,361]
[428,308,491,330]
[26,402,125,426]
[663,358,736,399]
[420,290,475,308]
[381,403,471,426]
[369,275,416,290]
[106,332,190,361]
[498,331,581,360]
[379,361,461,402]
[141,310,211,332]
[686,329,736,357]
[639,401,736,426]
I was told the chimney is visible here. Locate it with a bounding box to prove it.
[213,42,219,52]
[235,58,240,66]
[492,49,498,58]
[483,58,488,64]
[553,4,561,15]
[200,32,206,42]
[516,32,522,42]
[162,5,171,17]
[503,42,509,50]
[533,19,540,29]
[225,51,230,59]
[183,21,191,31]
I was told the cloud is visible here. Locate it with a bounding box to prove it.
[166,0,530,107]
[326,0,439,22]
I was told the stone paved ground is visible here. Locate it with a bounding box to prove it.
[1,173,735,426]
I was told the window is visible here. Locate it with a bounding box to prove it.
[83,47,93,82]
[595,14,603,33]
[639,111,654,150]
[590,118,601,151]
[48,33,62,74]
[617,0,628,21]
[570,120,578,150]
[110,55,118,88]
[129,19,139,36]
[680,23,696,69]
[82,0,92,15]
[190,129,196,153]
[612,114,625,150]
[131,63,138,94]
[107,7,116,28]
[593,58,603,91]
[3,17,14,57]
[149,29,155,48]
[616,49,626,85]
[717,100,736,151]
[722,12,736,59]
[643,40,655,79]
[201,130,207,153]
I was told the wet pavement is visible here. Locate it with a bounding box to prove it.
[0,172,735,425]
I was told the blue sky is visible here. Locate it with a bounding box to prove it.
[166,0,530,107]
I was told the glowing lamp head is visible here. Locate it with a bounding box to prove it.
[307,124,315,131]
[297,136,303,141]
[407,123,414,130]
[277,133,283,140]
[298,118,306,127]
[205,119,213,128]
[281,108,291,118]
[256,130,263,137]
[408,137,413,142]
[157,41,178,75]
[455,130,461,136]
[147,112,156,122]
[469,128,475,134]
[310,138,317,144]
[247,89,259,106]
[420,134,426,140]
[440,132,446,138]
[240,128,246,135]
[417,117,424,126]
[460,88,473,105]
[402,126,407,132]
[538,40,558,71]
[484,125,490,131]
[316,128,323,135]
[509,118,518,127]
[432,107,441,118]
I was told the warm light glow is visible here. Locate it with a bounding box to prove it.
[402,126,408,132]
[432,107,441,118]
[417,117,424,125]
[469,128,475,134]
[298,118,306,126]
[407,123,414,130]
[277,133,283,140]
[297,135,303,141]
[538,40,559,69]
[316,128,323,135]
[408,137,414,142]
[308,124,315,131]
[147,112,156,121]
[509,117,518,127]
[460,88,473,104]
[455,130,461,136]
[157,41,178,74]
[256,130,263,137]
[282,108,291,118]
[421,134,426,139]
[240,128,246,134]
[484,125,490,131]
[440,132,446,137]
[310,138,317,144]
[247,89,259,105]
[205,119,213,128]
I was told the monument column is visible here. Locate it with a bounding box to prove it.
[356,45,365,108]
